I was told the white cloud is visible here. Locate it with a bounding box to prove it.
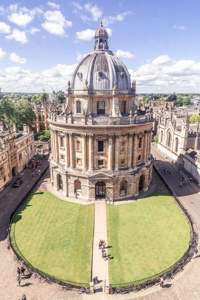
[47,2,60,10]
[8,4,18,12]
[129,55,200,93]
[28,27,40,35]
[73,2,102,22]
[0,22,10,33]
[0,6,5,15]
[76,29,95,41]
[6,29,28,44]
[84,3,102,21]
[42,10,72,36]
[106,28,112,36]
[103,12,131,26]
[173,25,186,30]
[8,6,43,27]
[0,48,6,59]
[116,49,135,59]
[9,52,27,64]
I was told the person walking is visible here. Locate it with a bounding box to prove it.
[17,275,21,286]
[17,267,21,276]
[22,294,27,300]
[31,170,34,178]
[21,266,25,276]
[160,276,164,288]
[38,169,41,176]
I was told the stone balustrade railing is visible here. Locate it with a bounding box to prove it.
[49,113,153,125]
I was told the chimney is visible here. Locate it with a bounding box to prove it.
[23,124,30,134]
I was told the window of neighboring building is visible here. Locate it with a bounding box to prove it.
[121,100,126,114]
[3,176,6,182]
[138,155,141,161]
[76,101,81,113]
[0,168,3,178]
[98,141,104,152]
[98,159,104,166]
[39,115,41,121]
[97,101,105,115]
[60,136,64,148]
[61,155,65,161]
[138,137,142,148]
[19,153,22,161]
[76,158,82,165]
[121,159,125,165]
[30,145,32,151]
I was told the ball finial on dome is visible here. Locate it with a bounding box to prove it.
[100,20,103,27]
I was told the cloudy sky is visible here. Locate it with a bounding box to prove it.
[1,0,200,93]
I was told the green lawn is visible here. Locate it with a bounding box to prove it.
[10,191,94,285]
[107,192,190,285]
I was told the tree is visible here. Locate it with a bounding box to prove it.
[0,98,15,127]
[39,92,48,102]
[13,99,36,130]
[190,114,200,124]
[182,97,191,106]
[56,93,66,103]
[154,134,158,144]
[31,95,37,102]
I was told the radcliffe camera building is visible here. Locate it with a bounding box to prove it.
[49,22,153,202]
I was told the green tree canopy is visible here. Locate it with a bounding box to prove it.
[39,92,48,102]
[56,93,66,103]
[13,99,36,130]
[190,113,200,124]
[0,98,15,127]
[182,97,191,106]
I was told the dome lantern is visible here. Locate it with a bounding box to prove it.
[94,21,109,51]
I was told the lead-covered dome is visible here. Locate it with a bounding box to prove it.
[71,22,131,91]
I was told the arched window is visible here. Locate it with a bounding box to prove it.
[38,115,41,121]
[74,179,81,192]
[121,100,126,114]
[120,180,127,196]
[175,137,179,152]
[76,140,81,151]
[167,130,171,147]
[97,101,105,115]
[76,101,81,113]
[138,137,142,148]
[121,141,126,152]
[58,174,63,190]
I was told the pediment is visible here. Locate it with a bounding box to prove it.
[88,172,113,179]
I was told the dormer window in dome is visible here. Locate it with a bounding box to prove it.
[94,21,109,51]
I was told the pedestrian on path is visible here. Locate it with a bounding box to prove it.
[31,171,34,178]
[22,294,27,300]
[17,267,21,276]
[193,249,198,258]
[160,276,164,288]
[38,169,41,176]
[17,275,21,286]
[20,266,25,276]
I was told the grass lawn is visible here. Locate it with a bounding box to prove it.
[107,192,191,286]
[10,191,94,285]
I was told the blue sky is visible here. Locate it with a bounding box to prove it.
[1,0,200,93]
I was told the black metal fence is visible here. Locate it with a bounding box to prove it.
[109,165,198,290]
[8,165,89,289]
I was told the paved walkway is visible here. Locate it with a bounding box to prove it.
[92,200,109,293]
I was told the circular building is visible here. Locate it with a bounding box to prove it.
[49,22,153,202]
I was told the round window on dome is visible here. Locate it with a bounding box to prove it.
[121,72,125,79]
[77,72,83,81]
[98,71,104,79]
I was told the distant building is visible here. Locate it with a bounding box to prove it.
[32,101,50,133]
[0,123,34,190]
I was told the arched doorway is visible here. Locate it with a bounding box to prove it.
[74,179,81,193]
[120,180,127,196]
[95,182,106,199]
[139,175,144,191]
[12,167,15,177]
[58,174,63,190]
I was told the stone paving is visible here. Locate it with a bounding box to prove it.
[92,200,109,293]
[0,148,200,299]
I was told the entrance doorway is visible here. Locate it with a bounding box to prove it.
[139,175,144,191]
[12,167,15,177]
[95,182,106,199]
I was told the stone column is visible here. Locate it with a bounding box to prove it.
[133,133,138,168]
[128,133,133,168]
[82,134,87,170]
[115,135,120,170]
[89,135,94,170]
[55,131,59,162]
[143,132,147,162]
[69,133,74,168]
[65,133,69,167]
[108,135,114,170]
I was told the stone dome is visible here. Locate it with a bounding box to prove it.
[71,22,131,91]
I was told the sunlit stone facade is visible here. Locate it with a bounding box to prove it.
[49,23,153,202]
